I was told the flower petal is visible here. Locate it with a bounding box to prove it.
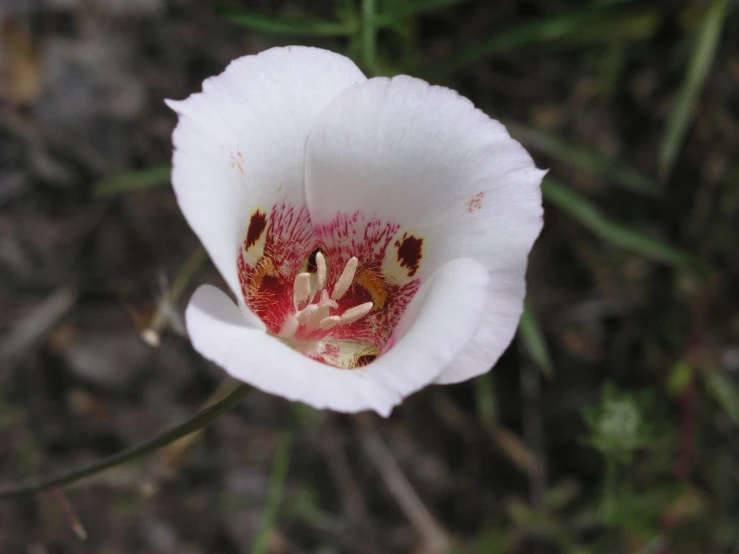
[304,75,544,383]
[434,277,526,384]
[167,46,366,301]
[186,257,488,416]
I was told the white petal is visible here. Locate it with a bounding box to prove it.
[434,276,526,384]
[305,75,543,384]
[168,46,365,300]
[186,257,487,416]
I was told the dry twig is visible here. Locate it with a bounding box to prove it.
[355,414,451,554]
[0,283,78,373]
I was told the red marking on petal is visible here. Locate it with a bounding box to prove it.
[245,210,267,250]
[313,213,422,350]
[313,212,400,269]
[239,207,425,368]
[467,191,484,212]
[323,344,340,357]
[238,204,318,334]
[396,234,423,277]
[229,150,245,175]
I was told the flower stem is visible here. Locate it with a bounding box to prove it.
[161,377,244,469]
[362,0,379,75]
[600,455,618,524]
[252,428,294,554]
[0,384,252,500]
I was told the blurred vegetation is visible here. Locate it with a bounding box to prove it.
[1,0,738,553]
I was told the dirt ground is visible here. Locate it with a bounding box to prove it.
[1,1,738,553]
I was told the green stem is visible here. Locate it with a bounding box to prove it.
[519,303,554,379]
[362,0,379,75]
[600,455,618,524]
[93,164,172,197]
[0,384,252,500]
[252,429,294,554]
[221,10,357,37]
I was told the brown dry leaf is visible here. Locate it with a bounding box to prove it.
[0,18,41,105]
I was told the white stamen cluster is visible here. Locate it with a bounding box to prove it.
[280,254,373,339]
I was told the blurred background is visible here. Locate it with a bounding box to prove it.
[1,0,738,552]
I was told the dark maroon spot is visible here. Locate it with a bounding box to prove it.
[356,354,377,367]
[306,247,321,272]
[258,274,282,297]
[342,282,373,310]
[245,211,267,249]
[395,235,423,277]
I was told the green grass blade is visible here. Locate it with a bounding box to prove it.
[362,0,379,75]
[542,178,704,273]
[520,304,554,379]
[597,40,627,100]
[475,373,497,432]
[219,7,356,37]
[94,165,171,196]
[0,384,252,499]
[659,0,729,178]
[505,121,659,196]
[705,371,739,424]
[253,430,294,554]
[379,0,475,19]
[427,6,659,77]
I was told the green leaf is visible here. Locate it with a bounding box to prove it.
[474,373,497,432]
[584,383,652,463]
[219,7,356,37]
[667,360,693,396]
[94,165,171,196]
[426,5,660,77]
[542,178,705,273]
[379,0,475,20]
[253,430,294,554]
[0,384,252,499]
[520,303,554,379]
[504,121,659,196]
[659,0,729,178]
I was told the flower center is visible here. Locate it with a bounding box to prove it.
[237,206,425,369]
[278,253,374,341]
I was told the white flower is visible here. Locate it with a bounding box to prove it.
[167,46,544,416]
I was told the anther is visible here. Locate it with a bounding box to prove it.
[340,302,373,324]
[283,255,374,339]
[332,256,358,300]
[293,272,311,307]
[316,251,327,291]
[318,316,341,330]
